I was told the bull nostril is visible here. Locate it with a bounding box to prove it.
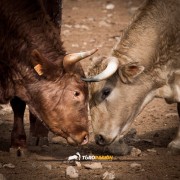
[81,134,88,145]
[95,134,106,146]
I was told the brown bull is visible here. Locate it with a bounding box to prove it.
[0,0,97,148]
[83,0,180,153]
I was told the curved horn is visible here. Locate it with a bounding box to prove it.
[82,57,119,82]
[63,48,98,70]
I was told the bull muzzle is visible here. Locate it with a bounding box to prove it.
[67,132,89,146]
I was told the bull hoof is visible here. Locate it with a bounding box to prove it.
[168,140,180,155]
[9,147,29,157]
[107,140,132,156]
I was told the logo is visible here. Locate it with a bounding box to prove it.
[68,152,81,161]
[68,152,113,161]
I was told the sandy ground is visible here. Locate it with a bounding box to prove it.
[0,0,180,179]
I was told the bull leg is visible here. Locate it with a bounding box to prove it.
[10,97,27,156]
[168,103,180,154]
[28,112,49,147]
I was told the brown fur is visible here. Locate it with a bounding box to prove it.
[0,0,88,146]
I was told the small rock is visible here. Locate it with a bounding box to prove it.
[130,147,142,157]
[74,24,89,30]
[44,164,52,170]
[102,171,115,179]
[72,7,78,10]
[0,173,6,180]
[3,163,15,169]
[75,161,82,168]
[83,162,102,169]
[66,166,79,179]
[107,140,131,155]
[129,7,139,15]
[87,17,94,21]
[165,113,178,117]
[72,44,79,48]
[62,29,70,36]
[99,20,110,27]
[147,148,157,153]
[89,39,96,43]
[107,14,113,18]
[81,25,90,30]
[51,136,63,144]
[130,162,142,169]
[64,24,72,28]
[105,3,115,10]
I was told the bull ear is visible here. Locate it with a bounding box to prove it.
[31,49,60,78]
[31,49,46,76]
[119,63,144,83]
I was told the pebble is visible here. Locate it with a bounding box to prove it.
[147,148,157,153]
[89,39,96,43]
[107,140,131,156]
[64,24,72,28]
[107,14,113,18]
[75,161,82,168]
[66,166,79,179]
[71,44,79,48]
[87,17,94,22]
[129,7,139,15]
[3,163,15,169]
[130,147,142,157]
[83,162,102,169]
[72,7,78,11]
[74,24,90,30]
[44,164,52,170]
[99,20,110,27]
[62,30,70,36]
[105,3,115,10]
[0,174,6,180]
[51,136,63,144]
[165,113,178,117]
[130,162,142,169]
[102,171,115,180]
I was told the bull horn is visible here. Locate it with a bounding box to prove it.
[82,57,119,82]
[63,48,98,71]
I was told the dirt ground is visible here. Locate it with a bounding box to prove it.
[0,0,180,179]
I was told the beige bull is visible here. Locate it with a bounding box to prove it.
[83,0,180,153]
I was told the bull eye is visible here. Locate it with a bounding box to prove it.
[74,91,80,97]
[101,88,111,100]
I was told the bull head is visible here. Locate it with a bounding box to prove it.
[29,48,98,146]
